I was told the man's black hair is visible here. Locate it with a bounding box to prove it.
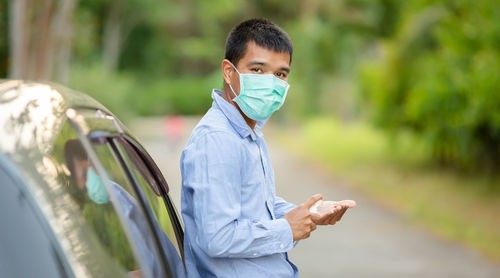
[224,18,293,66]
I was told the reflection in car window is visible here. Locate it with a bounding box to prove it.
[89,137,170,278]
[113,138,187,278]
[51,121,136,277]
[61,139,140,271]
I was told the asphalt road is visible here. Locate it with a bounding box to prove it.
[130,116,500,278]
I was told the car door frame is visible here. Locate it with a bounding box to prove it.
[66,107,186,276]
[112,135,185,260]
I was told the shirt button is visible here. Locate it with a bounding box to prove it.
[280,243,285,249]
[253,253,257,257]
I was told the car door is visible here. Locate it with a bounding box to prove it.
[68,108,187,278]
[0,154,74,278]
[59,108,172,277]
[51,116,156,277]
[110,135,186,278]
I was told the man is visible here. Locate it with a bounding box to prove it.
[180,18,355,277]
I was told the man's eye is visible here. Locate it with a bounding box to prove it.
[276,72,287,78]
[251,68,263,73]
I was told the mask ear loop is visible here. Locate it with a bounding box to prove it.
[228,83,238,99]
[225,59,241,99]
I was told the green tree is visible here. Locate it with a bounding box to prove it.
[360,0,500,170]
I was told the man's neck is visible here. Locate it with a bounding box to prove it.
[222,86,257,130]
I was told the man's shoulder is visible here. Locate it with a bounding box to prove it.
[181,109,245,164]
[189,107,239,143]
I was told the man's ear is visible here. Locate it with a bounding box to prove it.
[221,59,234,85]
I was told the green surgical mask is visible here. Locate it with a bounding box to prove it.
[228,61,290,121]
[86,167,109,204]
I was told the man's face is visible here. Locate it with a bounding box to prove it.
[225,41,291,95]
[72,158,90,191]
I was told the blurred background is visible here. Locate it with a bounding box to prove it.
[1,0,500,276]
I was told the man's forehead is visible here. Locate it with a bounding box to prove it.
[237,41,291,67]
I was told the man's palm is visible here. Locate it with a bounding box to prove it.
[310,200,356,225]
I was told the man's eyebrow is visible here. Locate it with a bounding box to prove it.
[246,61,266,67]
[280,67,290,74]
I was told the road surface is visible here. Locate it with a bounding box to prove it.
[130,116,500,278]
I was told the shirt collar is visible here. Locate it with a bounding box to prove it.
[212,89,266,141]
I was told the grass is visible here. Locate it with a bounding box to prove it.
[277,117,500,262]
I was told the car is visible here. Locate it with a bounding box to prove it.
[0,80,187,278]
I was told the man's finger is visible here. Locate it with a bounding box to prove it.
[303,194,323,208]
[324,206,341,224]
[332,208,348,223]
[329,209,343,225]
[338,207,348,220]
[341,200,356,208]
[326,207,342,225]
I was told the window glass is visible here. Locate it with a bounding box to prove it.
[89,135,170,278]
[51,121,137,277]
[113,138,186,278]
[84,142,139,269]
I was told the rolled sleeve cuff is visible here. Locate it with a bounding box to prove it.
[275,204,297,219]
[270,218,294,253]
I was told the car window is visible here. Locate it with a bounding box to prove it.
[88,134,172,278]
[0,156,72,278]
[112,137,186,278]
[51,121,148,277]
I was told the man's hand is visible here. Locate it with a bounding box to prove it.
[310,200,356,226]
[283,194,323,241]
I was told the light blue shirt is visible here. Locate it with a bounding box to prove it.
[180,89,298,278]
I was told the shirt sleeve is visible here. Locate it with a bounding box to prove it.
[273,196,297,219]
[181,131,294,259]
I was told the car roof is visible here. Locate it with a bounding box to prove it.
[0,80,116,157]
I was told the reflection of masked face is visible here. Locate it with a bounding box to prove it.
[71,158,89,191]
[86,167,109,204]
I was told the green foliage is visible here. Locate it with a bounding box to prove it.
[4,0,499,171]
[359,0,500,170]
[69,63,136,120]
[69,63,218,119]
[299,117,431,168]
[68,0,402,118]
[284,0,399,116]
[129,73,217,116]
